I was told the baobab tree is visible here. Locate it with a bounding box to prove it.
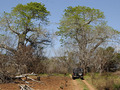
[56,6,118,72]
[0,2,51,81]
[0,2,51,54]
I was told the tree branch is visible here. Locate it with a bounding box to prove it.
[83,19,92,26]
[0,44,17,53]
[22,28,38,36]
[5,17,20,35]
[25,38,51,46]
[90,39,104,54]
[84,20,92,25]
[83,15,93,26]
[26,28,37,32]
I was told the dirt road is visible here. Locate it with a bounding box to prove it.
[70,75,95,90]
[82,80,95,90]
[72,79,83,90]
[69,75,83,90]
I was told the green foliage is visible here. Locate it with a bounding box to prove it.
[11,2,50,31]
[64,6,104,22]
[56,6,105,43]
[113,83,120,90]
[106,46,114,53]
[56,5,119,47]
[97,46,115,56]
[115,53,120,61]
[96,46,120,72]
[12,2,50,22]
[0,2,50,33]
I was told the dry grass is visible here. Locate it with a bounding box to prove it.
[85,72,120,90]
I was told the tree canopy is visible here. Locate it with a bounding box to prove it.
[0,2,50,54]
[57,6,118,51]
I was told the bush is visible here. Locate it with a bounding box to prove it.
[113,83,120,90]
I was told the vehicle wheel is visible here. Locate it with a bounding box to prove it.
[81,77,84,80]
[72,76,75,80]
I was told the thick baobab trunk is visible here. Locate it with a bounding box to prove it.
[18,34,26,50]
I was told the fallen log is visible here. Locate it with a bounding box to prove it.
[16,73,44,84]
[27,77,41,83]
[19,84,34,90]
[15,73,37,79]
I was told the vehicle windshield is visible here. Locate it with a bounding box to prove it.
[73,68,83,73]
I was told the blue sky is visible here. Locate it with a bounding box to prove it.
[0,0,120,30]
[0,0,120,57]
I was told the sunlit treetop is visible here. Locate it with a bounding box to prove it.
[12,2,50,21]
[63,6,105,25]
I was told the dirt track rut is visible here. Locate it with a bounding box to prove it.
[82,80,95,90]
[70,75,95,90]
[72,79,83,90]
